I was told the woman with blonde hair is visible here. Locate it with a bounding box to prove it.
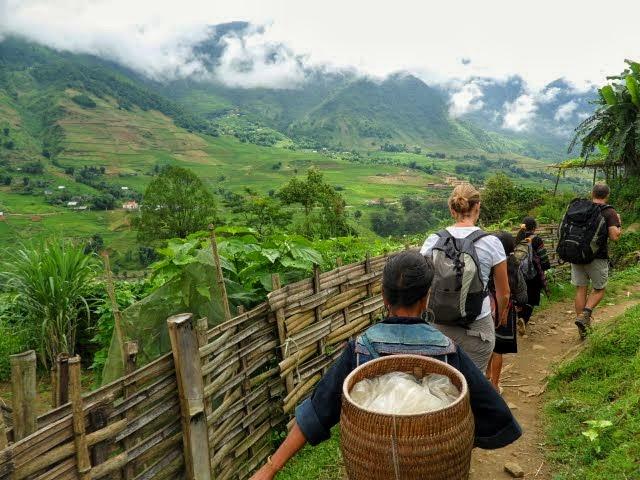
[420,183,510,372]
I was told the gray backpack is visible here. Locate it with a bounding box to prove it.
[428,229,488,327]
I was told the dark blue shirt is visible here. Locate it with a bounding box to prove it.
[295,317,522,449]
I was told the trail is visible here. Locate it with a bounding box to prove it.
[469,286,640,479]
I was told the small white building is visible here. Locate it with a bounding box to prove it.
[58,185,66,190]
[67,201,78,207]
[121,186,129,191]
[122,200,139,211]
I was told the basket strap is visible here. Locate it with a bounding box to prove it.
[391,415,400,480]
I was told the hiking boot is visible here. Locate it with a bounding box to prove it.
[517,318,526,336]
[575,310,593,340]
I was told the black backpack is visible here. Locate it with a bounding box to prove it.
[556,199,611,265]
[428,229,488,327]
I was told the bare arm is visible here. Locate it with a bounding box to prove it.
[609,225,622,242]
[492,261,510,326]
[250,422,307,479]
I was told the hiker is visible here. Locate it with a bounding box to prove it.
[249,251,522,480]
[486,231,528,390]
[420,183,510,372]
[557,183,622,339]
[514,217,551,335]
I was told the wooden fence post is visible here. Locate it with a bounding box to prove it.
[312,265,327,373]
[0,410,7,449]
[272,274,294,395]
[122,341,138,480]
[55,352,70,407]
[364,252,374,325]
[10,350,37,440]
[69,356,91,480]
[167,313,212,480]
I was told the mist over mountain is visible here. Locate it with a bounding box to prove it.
[0,20,597,158]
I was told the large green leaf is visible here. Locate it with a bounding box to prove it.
[600,85,618,106]
[625,75,640,107]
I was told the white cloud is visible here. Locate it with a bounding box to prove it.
[449,82,484,117]
[502,94,538,132]
[214,27,306,89]
[554,100,578,122]
[1,0,638,90]
[538,87,561,103]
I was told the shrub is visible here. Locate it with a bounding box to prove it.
[71,94,97,108]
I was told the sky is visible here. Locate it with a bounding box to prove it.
[1,0,637,131]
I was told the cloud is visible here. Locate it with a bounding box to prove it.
[502,94,538,131]
[449,81,484,117]
[214,27,307,89]
[537,87,561,103]
[1,0,639,91]
[554,100,578,122]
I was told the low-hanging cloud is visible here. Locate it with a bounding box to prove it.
[502,94,537,132]
[554,100,578,122]
[449,81,484,117]
[213,27,307,89]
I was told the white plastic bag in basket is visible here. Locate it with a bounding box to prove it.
[350,372,459,415]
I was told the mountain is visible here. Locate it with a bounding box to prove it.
[439,76,597,155]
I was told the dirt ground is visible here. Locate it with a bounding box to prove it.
[469,287,640,479]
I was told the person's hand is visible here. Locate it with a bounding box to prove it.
[499,315,508,327]
[250,463,277,480]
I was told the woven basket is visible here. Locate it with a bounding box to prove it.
[340,354,474,480]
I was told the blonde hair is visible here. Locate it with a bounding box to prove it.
[448,183,481,217]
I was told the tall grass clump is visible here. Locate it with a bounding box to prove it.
[1,240,99,368]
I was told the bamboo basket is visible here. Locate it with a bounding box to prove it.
[340,355,474,480]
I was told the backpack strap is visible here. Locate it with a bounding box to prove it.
[465,229,488,243]
[436,229,453,239]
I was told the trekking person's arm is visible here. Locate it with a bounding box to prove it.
[493,261,510,326]
[250,423,307,479]
[250,342,355,478]
[609,225,621,241]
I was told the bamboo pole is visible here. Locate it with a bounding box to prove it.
[101,252,127,371]
[208,226,231,321]
[167,313,212,480]
[553,170,561,196]
[10,350,37,440]
[69,356,92,480]
[195,317,213,418]
[272,274,294,395]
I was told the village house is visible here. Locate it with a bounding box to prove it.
[122,200,139,210]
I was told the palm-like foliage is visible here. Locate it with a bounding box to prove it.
[1,240,99,368]
[570,60,640,173]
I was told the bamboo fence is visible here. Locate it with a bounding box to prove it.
[0,225,560,480]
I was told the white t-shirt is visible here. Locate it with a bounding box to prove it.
[420,226,507,320]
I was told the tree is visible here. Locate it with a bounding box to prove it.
[92,193,116,210]
[570,59,640,174]
[480,174,515,224]
[240,193,292,235]
[0,240,99,368]
[278,168,351,238]
[137,166,217,241]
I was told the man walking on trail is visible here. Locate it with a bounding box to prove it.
[559,183,621,339]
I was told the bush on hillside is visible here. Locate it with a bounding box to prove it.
[71,93,97,108]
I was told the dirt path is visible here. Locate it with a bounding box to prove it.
[469,286,640,479]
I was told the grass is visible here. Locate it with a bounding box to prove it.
[544,298,640,479]
[277,428,343,480]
